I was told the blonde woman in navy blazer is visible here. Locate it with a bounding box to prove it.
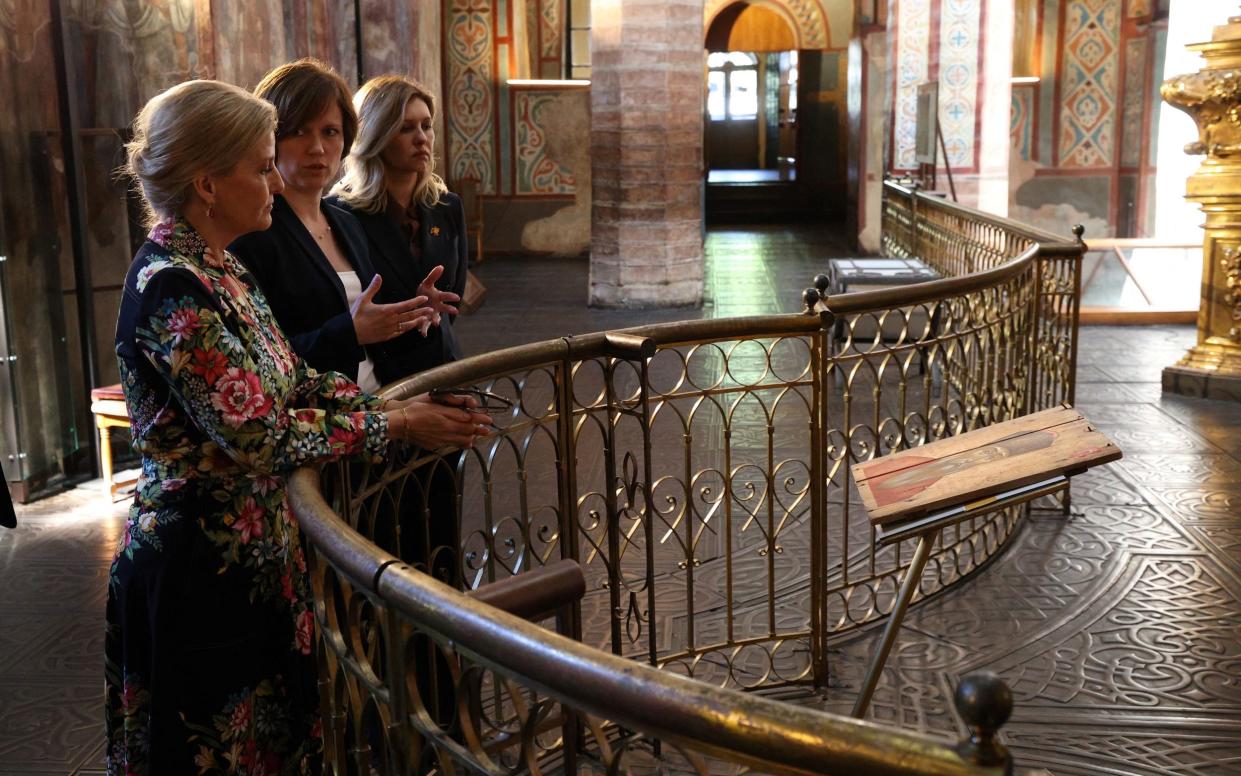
[328,76,471,728]
[230,59,437,391]
[329,75,467,385]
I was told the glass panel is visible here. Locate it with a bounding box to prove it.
[727,51,758,67]
[708,70,726,120]
[728,69,758,119]
[570,0,590,23]
[788,63,798,113]
[1081,242,1201,313]
[0,18,84,490]
[707,51,729,69]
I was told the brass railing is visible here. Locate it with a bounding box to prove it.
[290,180,1083,775]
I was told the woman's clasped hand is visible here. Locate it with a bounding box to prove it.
[385,392,493,450]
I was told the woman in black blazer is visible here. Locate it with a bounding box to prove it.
[329,76,471,728]
[329,74,468,386]
[230,59,436,391]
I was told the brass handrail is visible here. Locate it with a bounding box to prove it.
[291,468,1010,776]
[883,180,1078,248]
[290,181,1082,775]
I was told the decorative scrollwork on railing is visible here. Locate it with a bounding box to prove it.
[294,181,1082,776]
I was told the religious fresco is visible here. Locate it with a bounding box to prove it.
[1120,36,1148,168]
[936,0,981,169]
[892,0,931,169]
[1058,0,1122,168]
[1011,85,1035,162]
[514,90,577,195]
[446,0,497,194]
[536,0,562,79]
[865,429,1057,509]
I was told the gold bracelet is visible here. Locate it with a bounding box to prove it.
[400,404,411,437]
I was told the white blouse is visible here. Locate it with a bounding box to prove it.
[336,271,381,394]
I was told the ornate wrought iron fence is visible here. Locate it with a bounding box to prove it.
[290,182,1083,775]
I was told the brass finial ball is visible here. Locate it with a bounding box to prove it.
[802,287,820,310]
[954,671,1013,734]
[813,274,832,294]
[1072,223,1086,242]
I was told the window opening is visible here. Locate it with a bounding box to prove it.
[707,51,760,121]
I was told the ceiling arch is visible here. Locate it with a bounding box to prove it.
[703,0,829,50]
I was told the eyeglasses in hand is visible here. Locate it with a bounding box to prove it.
[429,387,514,415]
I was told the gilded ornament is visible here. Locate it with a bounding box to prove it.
[1161,12,1241,399]
[1161,69,1241,156]
[1222,245,1241,341]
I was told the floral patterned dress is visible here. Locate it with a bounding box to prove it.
[105,220,388,775]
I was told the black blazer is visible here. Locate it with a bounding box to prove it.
[328,192,467,385]
[229,196,376,381]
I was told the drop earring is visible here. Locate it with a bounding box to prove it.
[207,204,216,218]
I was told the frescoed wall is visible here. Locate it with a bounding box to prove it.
[442,0,588,256]
[1008,0,1164,239]
[885,0,1005,210]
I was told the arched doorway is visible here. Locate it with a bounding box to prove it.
[705,7,796,178]
[703,0,842,223]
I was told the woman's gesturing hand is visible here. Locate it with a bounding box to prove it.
[386,393,492,450]
[351,274,437,344]
[417,265,461,319]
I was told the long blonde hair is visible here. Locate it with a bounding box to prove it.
[125,80,276,226]
[332,75,448,213]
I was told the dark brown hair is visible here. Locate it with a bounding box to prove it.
[253,58,357,157]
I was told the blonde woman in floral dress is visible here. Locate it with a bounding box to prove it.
[106,80,492,775]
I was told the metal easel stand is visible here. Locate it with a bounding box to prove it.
[849,475,1069,719]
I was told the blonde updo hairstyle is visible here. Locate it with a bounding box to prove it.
[332,75,448,214]
[125,80,277,227]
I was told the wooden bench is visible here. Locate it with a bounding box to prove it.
[89,384,136,501]
[848,404,1122,718]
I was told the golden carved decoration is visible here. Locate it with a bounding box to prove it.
[1222,245,1241,341]
[1161,12,1241,400]
[1161,69,1241,156]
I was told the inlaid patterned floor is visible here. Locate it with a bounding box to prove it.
[3,227,1240,774]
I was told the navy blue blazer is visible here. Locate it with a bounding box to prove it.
[229,195,376,381]
[328,192,467,384]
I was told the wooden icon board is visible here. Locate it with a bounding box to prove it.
[852,405,1122,525]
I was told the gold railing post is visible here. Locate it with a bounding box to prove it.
[554,348,582,775]
[807,299,831,689]
[910,181,921,259]
[1161,12,1241,401]
[1067,226,1085,410]
[1026,254,1043,417]
[638,355,659,669]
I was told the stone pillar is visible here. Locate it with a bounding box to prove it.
[1161,13,1241,402]
[590,0,704,308]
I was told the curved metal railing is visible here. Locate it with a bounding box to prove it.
[290,182,1083,774]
